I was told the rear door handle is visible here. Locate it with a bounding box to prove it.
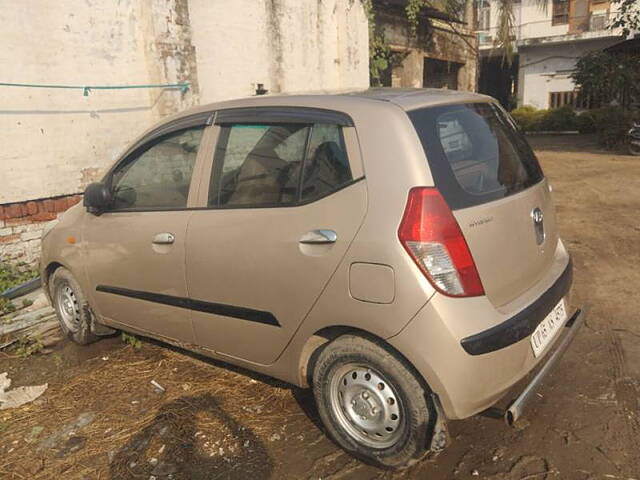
[299,229,337,245]
[152,232,175,245]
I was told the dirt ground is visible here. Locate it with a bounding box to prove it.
[1,135,639,480]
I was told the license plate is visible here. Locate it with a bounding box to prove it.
[530,299,567,357]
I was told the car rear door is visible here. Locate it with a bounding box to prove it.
[84,122,210,342]
[185,107,367,365]
[409,102,558,308]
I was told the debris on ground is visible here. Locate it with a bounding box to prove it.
[0,372,48,410]
[150,379,166,393]
[39,412,96,451]
[0,288,62,356]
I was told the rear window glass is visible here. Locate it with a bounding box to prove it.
[408,103,544,210]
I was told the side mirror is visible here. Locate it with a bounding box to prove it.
[83,182,112,213]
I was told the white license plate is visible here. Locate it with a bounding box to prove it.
[530,299,567,357]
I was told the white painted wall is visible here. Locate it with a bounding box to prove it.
[0,0,158,205]
[518,37,620,108]
[0,0,369,205]
[478,0,622,47]
[189,0,368,103]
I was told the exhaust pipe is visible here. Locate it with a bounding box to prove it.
[504,308,586,426]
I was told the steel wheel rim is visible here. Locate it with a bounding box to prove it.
[329,363,406,449]
[55,282,81,332]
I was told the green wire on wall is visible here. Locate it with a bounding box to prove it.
[0,81,190,96]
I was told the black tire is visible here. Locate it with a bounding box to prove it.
[49,267,100,345]
[312,334,434,469]
[629,141,640,156]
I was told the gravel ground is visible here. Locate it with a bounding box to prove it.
[0,134,638,480]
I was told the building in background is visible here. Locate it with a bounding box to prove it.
[477,0,626,109]
[373,0,478,91]
[0,0,369,264]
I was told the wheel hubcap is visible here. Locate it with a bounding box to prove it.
[329,364,405,449]
[56,283,81,332]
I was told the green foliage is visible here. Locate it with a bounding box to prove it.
[610,0,640,37]
[11,336,44,358]
[541,105,578,131]
[362,0,414,86]
[510,106,547,131]
[587,107,638,149]
[511,105,635,149]
[495,0,517,65]
[571,51,640,110]
[121,332,142,349]
[510,105,593,133]
[405,0,425,37]
[0,262,38,294]
[0,262,37,315]
[0,297,17,315]
[573,113,596,134]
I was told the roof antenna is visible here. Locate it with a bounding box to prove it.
[255,83,268,96]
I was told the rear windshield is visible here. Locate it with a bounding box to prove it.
[408,103,544,210]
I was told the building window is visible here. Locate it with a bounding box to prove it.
[549,91,593,110]
[552,0,569,25]
[478,0,490,31]
[424,58,463,90]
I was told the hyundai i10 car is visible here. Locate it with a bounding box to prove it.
[40,88,584,469]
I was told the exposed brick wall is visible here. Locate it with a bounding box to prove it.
[0,194,82,266]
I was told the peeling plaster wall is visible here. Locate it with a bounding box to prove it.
[1,0,368,206]
[0,1,154,205]
[188,0,370,103]
[0,0,369,264]
[0,0,198,206]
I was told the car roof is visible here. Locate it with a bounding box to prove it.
[162,88,493,125]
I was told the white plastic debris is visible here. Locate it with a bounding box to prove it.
[150,380,165,393]
[0,372,47,410]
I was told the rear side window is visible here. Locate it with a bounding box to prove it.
[408,103,543,210]
[301,124,351,202]
[208,123,352,208]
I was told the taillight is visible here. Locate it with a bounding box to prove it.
[398,187,484,297]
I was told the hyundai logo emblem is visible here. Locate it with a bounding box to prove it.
[532,208,543,224]
[531,207,545,245]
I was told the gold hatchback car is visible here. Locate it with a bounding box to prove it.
[41,89,584,468]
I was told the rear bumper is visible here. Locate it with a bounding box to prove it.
[388,251,578,420]
[461,259,573,355]
[504,307,584,425]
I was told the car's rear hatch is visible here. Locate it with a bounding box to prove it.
[408,102,558,308]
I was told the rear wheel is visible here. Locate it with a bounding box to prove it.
[312,334,433,469]
[50,267,100,345]
[629,140,640,156]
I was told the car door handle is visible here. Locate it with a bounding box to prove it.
[152,232,175,245]
[299,229,337,245]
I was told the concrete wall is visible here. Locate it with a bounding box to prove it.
[190,0,369,103]
[517,37,620,108]
[0,0,369,265]
[378,10,478,92]
[478,0,622,48]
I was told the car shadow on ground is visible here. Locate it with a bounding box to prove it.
[109,393,273,479]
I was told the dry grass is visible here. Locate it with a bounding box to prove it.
[0,340,297,479]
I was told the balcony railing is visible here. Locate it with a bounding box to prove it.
[477,10,618,47]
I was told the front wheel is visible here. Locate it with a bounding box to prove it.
[629,140,640,156]
[312,334,434,469]
[50,267,100,345]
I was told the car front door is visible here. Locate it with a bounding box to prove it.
[84,124,210,343]
[185,108,367,365]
